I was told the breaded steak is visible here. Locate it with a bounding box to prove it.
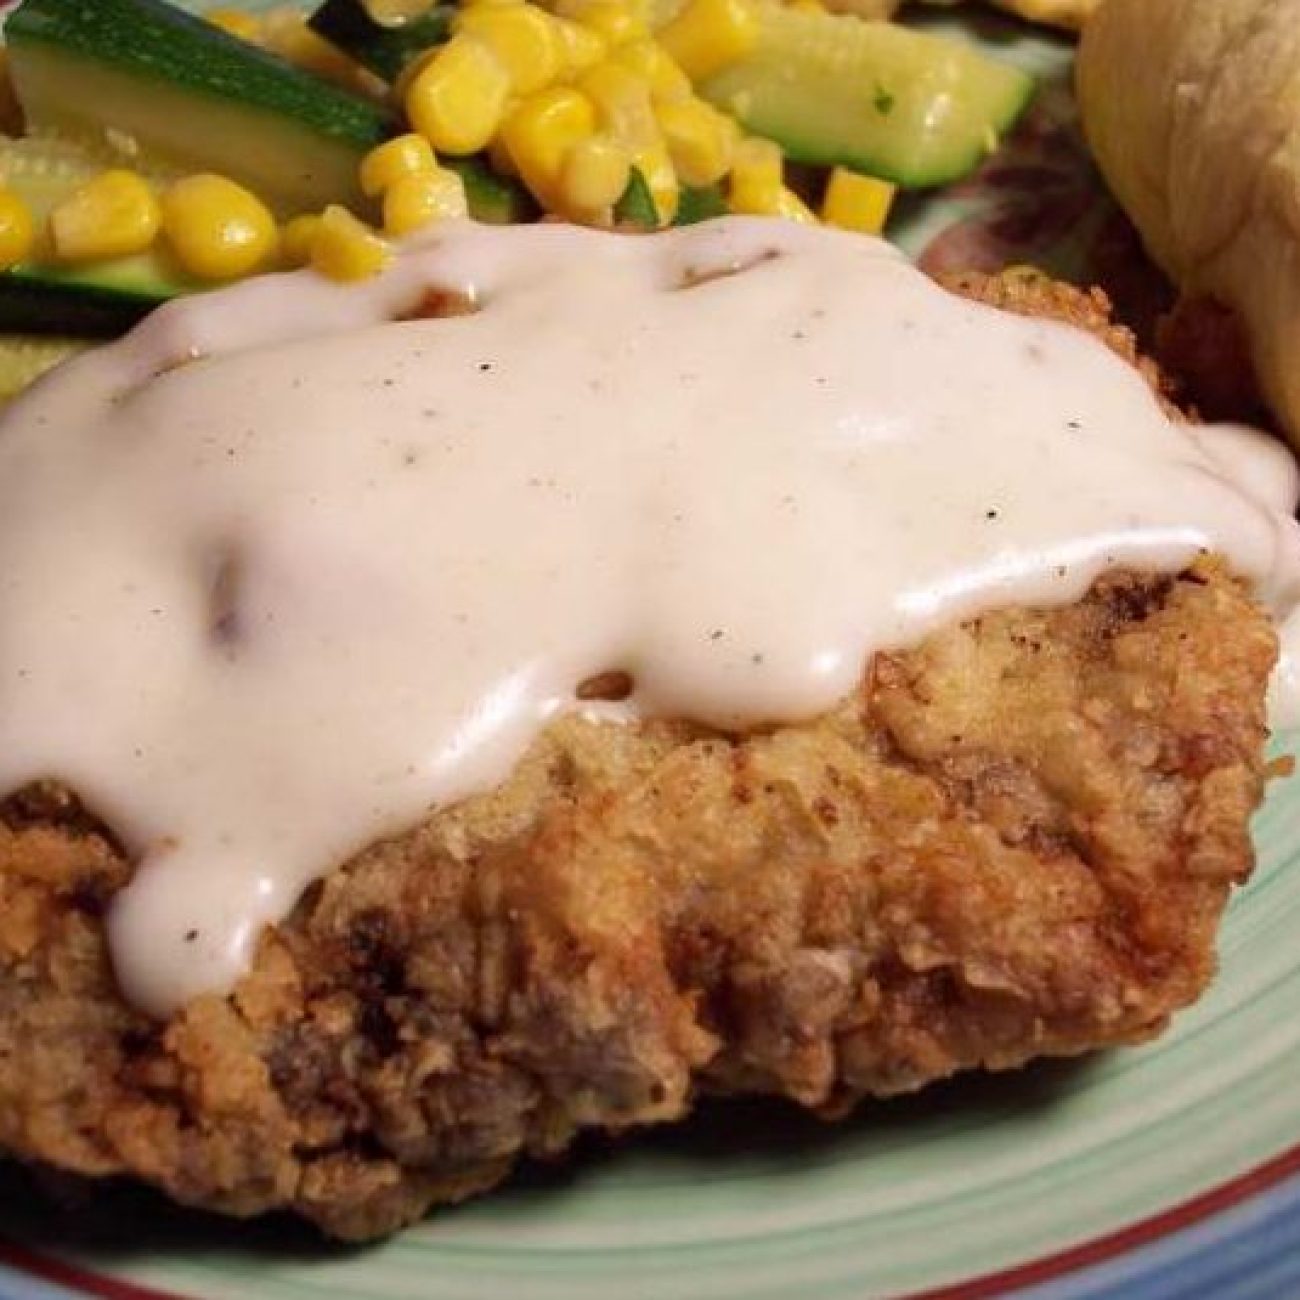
[0,276,1279,1240]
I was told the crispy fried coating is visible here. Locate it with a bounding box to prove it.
[0,276,1281,1240]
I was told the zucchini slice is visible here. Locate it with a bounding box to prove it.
[308,0,453,82]
[676,183,727,225]
[5,0,396,215]
[696,4,1034,188]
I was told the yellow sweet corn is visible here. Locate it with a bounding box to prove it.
[455,3,565,95]
[394,45,440,101]
[577,61,681,221]
[555,0,648,48]
[655,94,735,186]
[310,205,393,282]
[262,8,380,94]
[612,39,692,104]
[729,177,816,221]
[49,170,161,263]
[551,15,608,75]
[205,6,263,42]
[726,137,815,222]
[405,34,512,155]
[383,168,470,235]
[280,213,322,267]
[657,0,760,81]
[579,58,657,144]
[161,174,279,281]
[360,133,439,198]
[0,187,34,271]
[632,139,678,222]
[728,135,780,188]
[821,166,896,235]
[500,84,597,207]
[559,133,632,219]
[773,186,817,222]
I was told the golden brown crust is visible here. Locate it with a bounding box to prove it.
[0,560,1275,1238]
[0,272,1280,1239]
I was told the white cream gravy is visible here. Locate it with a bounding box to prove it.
[1,217,1298,1017]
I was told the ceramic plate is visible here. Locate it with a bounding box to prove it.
[2,5,1300,1297]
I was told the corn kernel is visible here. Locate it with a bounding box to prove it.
[280,213,322,268]
[455,4,565,95]
[406,34,512,155]
[634,140,679,222]
[206,6,263,41]
[657,0,759,81]
[552,16,607,75]
[0,187,34,271]
[727,137,814,222]
[262,9,370,89]
[555,0,647,48]
[500,85,597,207]
[729,135,782,190]
[360,134,439,199]
[821,167,896,236]
[383,169,469,236]
[789,0,825,12]
[559,133,631,219]
[394,45,440,101]
[728,176,816,222]
[161,174,278,281]
[579,59,657,145]
[655,95,734,185]
[310,205,393,282]
[612,39,692,105]
[49,170,160,263]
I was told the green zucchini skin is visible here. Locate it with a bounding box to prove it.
[697,4,1034,189]
[0,274,172,336]
[443,157,539,225]
[675,184,727,225]
[7,0,397,213]
[308,0,453,82]
[614,167,661,229]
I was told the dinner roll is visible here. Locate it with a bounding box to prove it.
[1078,0,1300,445]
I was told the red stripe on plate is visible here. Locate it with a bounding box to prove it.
[904,1141,1300,1299]
[0,1242,186,1300]
[3,1144,1300,1300]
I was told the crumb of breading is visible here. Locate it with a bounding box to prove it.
[0,273,1280,1240]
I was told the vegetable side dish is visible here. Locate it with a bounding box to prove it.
[0,0,1034,394]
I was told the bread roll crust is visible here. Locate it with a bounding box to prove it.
[1078,0,1300,444]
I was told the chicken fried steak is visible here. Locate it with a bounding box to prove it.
[0,263,1285,1239]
